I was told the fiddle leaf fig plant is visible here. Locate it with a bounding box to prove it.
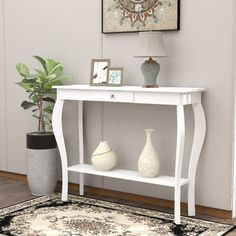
[16,56,70,133]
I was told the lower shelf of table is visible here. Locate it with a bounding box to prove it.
[67,164,189,187]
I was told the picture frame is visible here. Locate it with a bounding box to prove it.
[102,0,180,34]
[107,67,123,86]
[90,59,111,86]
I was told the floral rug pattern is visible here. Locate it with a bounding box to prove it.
[0,194,234,235]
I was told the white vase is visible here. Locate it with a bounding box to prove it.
[91,141,117,171]
[138,129,160,178]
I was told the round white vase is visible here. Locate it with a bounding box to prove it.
[91,141,117,171]
[138,129,160,178]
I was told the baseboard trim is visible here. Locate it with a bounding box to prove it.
[0,170,232,219]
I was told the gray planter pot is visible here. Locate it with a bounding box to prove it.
[26,132,58,195]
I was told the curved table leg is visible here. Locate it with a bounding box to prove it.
[174,105,185,224]
[52,99,68,201]
[188,103,206,216]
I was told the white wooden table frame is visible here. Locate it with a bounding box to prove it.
[52,85,206,225]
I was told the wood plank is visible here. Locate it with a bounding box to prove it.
[0,171,232,219]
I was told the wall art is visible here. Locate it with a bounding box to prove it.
[102,0,180,33]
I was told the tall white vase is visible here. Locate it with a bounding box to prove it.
[138,129,160,178]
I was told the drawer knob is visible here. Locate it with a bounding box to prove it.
[110,94,115,98]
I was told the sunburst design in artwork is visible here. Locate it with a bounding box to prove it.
[114,0,173,27]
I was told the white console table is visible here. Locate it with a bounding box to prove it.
[52,84,206,224]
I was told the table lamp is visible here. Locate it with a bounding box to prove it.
[134,32,167,88]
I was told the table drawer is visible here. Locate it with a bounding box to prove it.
[134,92,181,105]
[60,89,134,103]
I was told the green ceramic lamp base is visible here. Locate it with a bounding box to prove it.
[141,57,160,88]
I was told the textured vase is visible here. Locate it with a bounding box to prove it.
[91,141,117,171]
[141,61,160,87]
[138,129,160,178]
[27,132,58,195]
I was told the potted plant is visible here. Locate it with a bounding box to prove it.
[16,55,70,195]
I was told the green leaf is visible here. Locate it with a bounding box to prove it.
[34,69,47,83]
[47,74,57,80]
[42,97,55,103]
[28,93,35,99]
[45,59,63,77]
[32,114,39,119]
[34,69,46,77]
[21,78,38,84]
[45,59,59,75]
[32,95,40,103]
[16,63,30,77]
[44,106,53,114]
[48,63,63,76]
[50,89,57,94]
[21,101,36,109]
[42,84,53,92]
[33,56,48,75]
[45,89,57,95]
[44,77,64,87]
[35,75,48,84]
[32,108,38,112]
[23,75,37,80]
[16,82,33,91]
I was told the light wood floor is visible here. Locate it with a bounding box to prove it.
[0,176,236,235]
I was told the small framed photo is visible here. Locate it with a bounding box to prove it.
[107,67,123,86]
[90,59,111,86]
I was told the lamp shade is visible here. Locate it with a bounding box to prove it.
[134,32,167,58]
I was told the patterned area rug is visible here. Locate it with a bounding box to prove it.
[0,193,234,236]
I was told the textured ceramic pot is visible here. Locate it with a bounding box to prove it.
[141,61,160,87]
[91,141,117,171]
[138,129,160,178]
[27,132,58,195]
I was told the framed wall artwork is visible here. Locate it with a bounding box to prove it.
[107,67,123,86]
[102,0,180,33]
[90,59,111,86]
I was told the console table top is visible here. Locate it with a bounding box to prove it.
[53,84,206,94]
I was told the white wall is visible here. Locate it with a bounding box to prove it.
[232,0,236,217]
[0,0,7,171]
[102,0,236,210]
[0,0,235,210]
